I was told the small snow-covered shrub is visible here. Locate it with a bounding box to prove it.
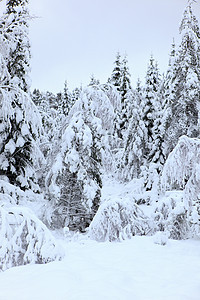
[0,201,64,271]
[188,204,200,238]
[153,231,169,246]
[154,191,189,240]
[88,198,152,242]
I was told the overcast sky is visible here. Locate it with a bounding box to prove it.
[1,0,200,93]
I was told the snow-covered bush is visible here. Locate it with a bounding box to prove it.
[0,201,64,271]
[154,191,189,240]
[153,231,169,246]
[88,198,152,242]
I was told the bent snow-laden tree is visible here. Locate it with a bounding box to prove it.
[46,87,117,231]
[88,198,152,242]
[0,0,43,191]
[0,200,64,271]
[161,135,200,209]
[161,135,200,238]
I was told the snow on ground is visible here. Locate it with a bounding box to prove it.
[0,176,200,300]
[0,236,200,300]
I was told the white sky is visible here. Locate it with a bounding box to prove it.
[1,0,200,93]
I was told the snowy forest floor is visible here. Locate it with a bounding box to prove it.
[1,176,200,300]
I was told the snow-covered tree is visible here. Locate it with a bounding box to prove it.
[109,52,122,91]
[88,74,100,87]
[88,198,152,242]
[3,0,31,92]
[160,135,200,237]
[46,87,114,230]
[120,55,132,132]
[143,56,161,162]
[0,0,43,191]
[62,80,72,115]
[165,1,200,155]
[161,135,200,207]
[0,200,64,271]
[121,88,146,180]
[154,192,189,240]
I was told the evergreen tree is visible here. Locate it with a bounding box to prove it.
[0,0,43,191]
[120,55,132,132]
[122,87,146,180]
[110,52,122,91]
[46,87,106,231]
[32,88,43,106]
[62,80,72,115]
[4,0,31,92]
[120,55,132,106]
[166,0,200,155]
[143,55,161,163]
[88,74,100,86]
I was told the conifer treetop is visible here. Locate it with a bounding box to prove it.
[180,0,200,38]
[6,0,28,14]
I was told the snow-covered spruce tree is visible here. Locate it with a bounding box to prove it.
[0,0,43,191]
[137,56,164,192]
[161,39,178,159]
[109,53,132,137]
[109,52,122,92]
[46,87,116,231]
[120,55,132,132]
[62,80,73,115]
[31,88,43,106]
[4,0,31,93]
[165,0,200,156]
[88,74,100,87]
[143,56,161,164]
[121,86,146,181]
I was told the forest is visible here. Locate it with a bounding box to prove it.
[0,0,200,291]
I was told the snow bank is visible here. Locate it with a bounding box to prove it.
[0,236,200,300]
